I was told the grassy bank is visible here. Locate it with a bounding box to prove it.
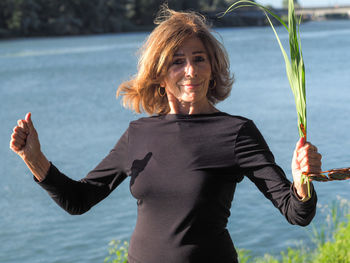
[238,217,350,262]
[105,197,350,263]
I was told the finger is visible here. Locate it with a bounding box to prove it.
[25,112,34,131]
[306,144,318,153]
[298,151,322,164]
[22,119,30,134]
[300,165,322,175]
[295,137,306,152]
[13,126,28,140]
[17,119,24,129]
[299,157,322,172]
[17,119,29,134]
[292,141,302,171]
[9,142,20,152]
[11,133,26,147]
[297,151,322,164]
[12,126,28,135]
[300,158,322,171]
[13,124,28,134]
[297,144,319,159]
[10,139,24,151]
[297,142,312,154]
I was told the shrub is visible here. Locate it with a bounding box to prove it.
[104,240,128,263]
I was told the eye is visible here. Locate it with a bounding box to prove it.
[172,58,185,65]
[194,56,205,62]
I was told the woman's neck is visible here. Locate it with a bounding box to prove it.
[168,99,219,115]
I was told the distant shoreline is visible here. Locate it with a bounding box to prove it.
[1,6,349,40]
[2,17,349,41]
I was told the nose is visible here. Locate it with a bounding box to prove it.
[185,61,197,78]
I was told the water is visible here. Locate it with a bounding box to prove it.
[1,20,350,262]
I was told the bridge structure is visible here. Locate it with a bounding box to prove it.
[294,6,350,20]
[206,5,350,28]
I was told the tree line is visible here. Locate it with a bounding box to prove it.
[0,0,234,38]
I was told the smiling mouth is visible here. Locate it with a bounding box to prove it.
[181,82,202,87]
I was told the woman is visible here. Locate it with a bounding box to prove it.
[10,7,322,263]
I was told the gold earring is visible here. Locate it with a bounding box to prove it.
[158,86,166,97]
[210,79,216,90]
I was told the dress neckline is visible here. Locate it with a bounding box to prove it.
[162,111,227,120]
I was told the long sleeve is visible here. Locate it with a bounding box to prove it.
[36,129,130,215]
[235,120,317,226]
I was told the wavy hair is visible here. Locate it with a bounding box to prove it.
[117,5,234,115]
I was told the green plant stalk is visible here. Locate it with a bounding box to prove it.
[223,0,310,197]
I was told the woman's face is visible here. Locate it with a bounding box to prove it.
[162,37,212,105]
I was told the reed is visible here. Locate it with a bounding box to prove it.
[223,0,310,195]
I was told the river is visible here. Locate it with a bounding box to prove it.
[1,19,350,262]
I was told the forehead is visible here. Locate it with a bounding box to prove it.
[174,37,207,55]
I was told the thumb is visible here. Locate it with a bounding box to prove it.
[295,136,306,151]
[292,137,305,172]
[25,112,34,131]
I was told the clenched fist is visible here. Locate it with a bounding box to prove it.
[10,113,50,181]
[291,137,322,199]
[10,113,40,161]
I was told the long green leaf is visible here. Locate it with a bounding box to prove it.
[223,0,309,195]
[223,0,306,138]
[222,0,289,30]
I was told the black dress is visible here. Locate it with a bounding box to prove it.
[36,112,317,263]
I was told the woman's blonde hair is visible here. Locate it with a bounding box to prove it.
[117,5,234,115]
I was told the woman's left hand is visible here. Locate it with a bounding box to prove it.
[292,137,322,199]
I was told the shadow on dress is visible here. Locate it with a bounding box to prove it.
[130,152,152,186]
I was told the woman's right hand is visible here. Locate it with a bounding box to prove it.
[10,112,50,181]
[10,112,41,161]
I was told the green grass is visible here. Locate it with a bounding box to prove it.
[313,218,350,263]
[237,196,350,263]
[237,215,350,263]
